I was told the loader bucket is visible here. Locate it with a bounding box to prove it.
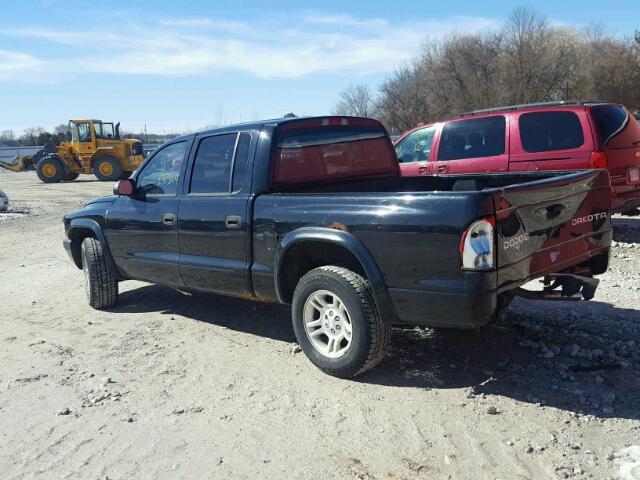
[0,155,28,172]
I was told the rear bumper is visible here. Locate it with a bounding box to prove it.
[388,287,497,328]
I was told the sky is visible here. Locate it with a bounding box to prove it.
[0,0,638,134]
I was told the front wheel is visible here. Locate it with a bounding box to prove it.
[292,266,390,378]
[93,156,122,181]
[81,237,118,309]
[36,157,64,183]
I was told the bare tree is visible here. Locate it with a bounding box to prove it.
[333,84,377,117]
[0,130,15,145]
[374,6,640,133]
[22,127,47,145]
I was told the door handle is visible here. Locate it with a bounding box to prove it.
[162,213,176,225]
[225,215,242,228]
[418,166,428,175]
[437,165,449,173]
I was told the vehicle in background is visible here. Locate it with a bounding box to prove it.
[0,189,8,212]
[64,116,611,378]
[395,101,640,213]
[0,119,145,184]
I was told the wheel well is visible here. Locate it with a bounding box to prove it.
[68,228,95,268]
[279,241,367,303]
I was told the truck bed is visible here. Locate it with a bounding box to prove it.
[252,169,612,327]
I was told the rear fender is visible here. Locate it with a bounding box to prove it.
[275,227,398,324]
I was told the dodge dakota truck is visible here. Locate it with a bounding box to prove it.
[63,116,612,377]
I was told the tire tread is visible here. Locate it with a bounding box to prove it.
[82,237,118,309]
[294,265,390,378]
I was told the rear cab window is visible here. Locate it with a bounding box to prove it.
[437,116,506,161]
[272,118,398,186]
[519,111,584,152]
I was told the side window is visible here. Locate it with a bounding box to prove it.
[189,134,238,194]
[395,126,437,163]
[232,133,251,192]
[519,111,584,152]
[137,141,187,195]
[438,116,505,161]
[77,123,91,142]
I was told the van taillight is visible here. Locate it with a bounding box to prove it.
[460,217,495,271]
[589,151,608,169]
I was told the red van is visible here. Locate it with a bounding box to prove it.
[395,101,640,212]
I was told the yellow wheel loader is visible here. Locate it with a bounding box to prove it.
[0,120,145,183]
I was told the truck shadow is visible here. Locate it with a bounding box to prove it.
[613,216,640,243]
[114,284,639,421]
[360,298,640,421]
[114,284,295,343]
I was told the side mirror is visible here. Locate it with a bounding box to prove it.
[114,179,135,196]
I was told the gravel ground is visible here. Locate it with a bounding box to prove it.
[0,170,639,480]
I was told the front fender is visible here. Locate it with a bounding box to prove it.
[275,227,398,324]
[65,218,123,280]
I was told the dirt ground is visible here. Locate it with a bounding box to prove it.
[1,169,639,480]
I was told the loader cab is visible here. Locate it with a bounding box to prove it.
[69,120,95,155]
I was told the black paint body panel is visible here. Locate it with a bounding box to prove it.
[63,117,612,329]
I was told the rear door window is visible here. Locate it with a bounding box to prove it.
[395,126,437,163]
[519,111,584,152]
[231,133,251,192]
[189,134,237,194]
[437,116,505,161]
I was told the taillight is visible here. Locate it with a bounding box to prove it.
[589,150,608,169]
[460,217,495,271]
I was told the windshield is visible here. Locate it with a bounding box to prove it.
[396,126,437,163]
[70,122,79,142]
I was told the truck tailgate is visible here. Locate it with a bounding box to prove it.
[494,170,612,291]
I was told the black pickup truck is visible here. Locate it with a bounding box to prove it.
[63,116,612,377]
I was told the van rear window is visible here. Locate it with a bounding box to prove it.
[272,126,398,185]
[519,111,584,152]
[437,116,506,161]
[591,105,629,144]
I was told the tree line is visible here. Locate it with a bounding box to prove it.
[334,7,640,134]
[0,124,180,147]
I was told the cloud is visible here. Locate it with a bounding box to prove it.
[0,13,498,82]
[0,49,43,79]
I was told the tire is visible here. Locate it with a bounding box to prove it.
[36,157,64,183]
[93,156,122,181]
[63,171,79,181]
[292,266,390,378]
[81,237,118,309]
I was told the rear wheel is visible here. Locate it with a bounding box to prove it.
[93,156,122,181]
[292,266,390,378]
[36,157,64,183]
[81,237,118,309]
[63,171,79,181]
